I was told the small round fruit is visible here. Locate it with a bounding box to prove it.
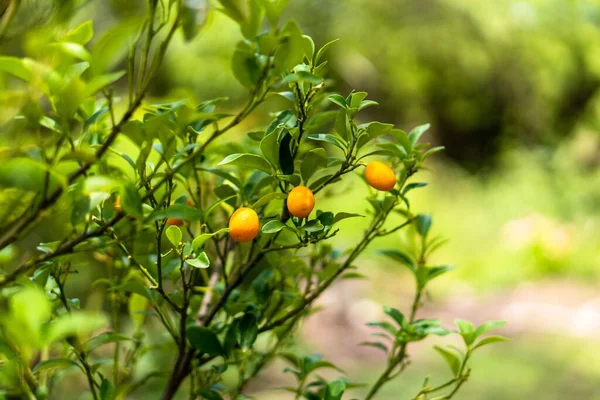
[287,186,315,218]
[114,196,122,212]
[365,161,396,191]
[229,207,260,242]
[167,217,184,226]
[186,198,195,207]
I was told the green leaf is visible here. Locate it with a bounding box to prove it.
[473,335,508,350]
[181,1,206,42]
[197,389,224,400]
[360,341,388,354]
[455,319,475,345]
[186,326,224,356]
[317,211,334,228]
[425,265,455,283]
[261,0,290,26]
[333,212,363,224]
[50,42,91,61]
[328,94,347,108]
[236,313,259,350]
[240,0,264,39]
[218,153,272,174]
[301,34,315,59]
[349,92,368,108]
[0,56,31,81]
[325,378,347,400]
[315,39,339,64]
[91,18,141,75]
[357,121,394,148]
[252,192,287,209]
[204,196,237,221]
[415,214,432,237]
[308,133,346,150]
[278,131,294,175]
[305,359,344,375]
[334,109,350,141]
[66,21,94,45]
[423,146,445,160]
[434,346,461,376]
[146,204,204,222]
[272,20,304,74]
[359,100,379,110]
[409,123,431,146]
[402,182,427,195]
[390,129,412,153]
[260,131,279,168]
[474,321,507,339]
[262,220,287,233]
[301,148,328,183]
[267,109,296,134]
[383,306,406,328]
[366,321,397,336]
[46,312,108,344]
[33,358,80,374]
[119,182,142,218]
[218,0,246,23]
[166,225,182,246]
[304,219,324,233]
[282,70,323,85]
[85,71,126,96]
[378,249,416,272]
[200,168,242,188]
[0,158,66,192]
[4,288,50,355]
[187,252,210,269]
[306,110,338,132]
[128,293,148,332]
[232,41,260,88]
[100,378,116,400]
[191,228,230,252]
[85,332,132,353]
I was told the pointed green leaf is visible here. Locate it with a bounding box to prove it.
[166,225,182,246]
[325,378,347,400]
[187,252,210,269]
[473,335,508,350]
[434,346,461,377]
[474,321,507,339]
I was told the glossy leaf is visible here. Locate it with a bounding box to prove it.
[166,225,182,246]
[187,252,210,269]
[236,313,259,350]
[186,326,224,356]
[218,153,272,174]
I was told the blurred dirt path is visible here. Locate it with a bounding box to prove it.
[301,279,600,361]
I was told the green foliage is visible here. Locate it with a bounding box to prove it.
[0,1,504,399]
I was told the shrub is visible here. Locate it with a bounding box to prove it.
[0,1,506,399]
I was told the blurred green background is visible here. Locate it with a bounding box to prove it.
[4,0,600,398]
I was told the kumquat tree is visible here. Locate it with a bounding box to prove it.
[0,1,506,399]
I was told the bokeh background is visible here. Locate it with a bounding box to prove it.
[4,0,600,398]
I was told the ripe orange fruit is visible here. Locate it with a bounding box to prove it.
[167,217,184,226]
[229,207,260,242]
[186,198,195,207]
[365,161,396,191]
[287,186,315,218]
